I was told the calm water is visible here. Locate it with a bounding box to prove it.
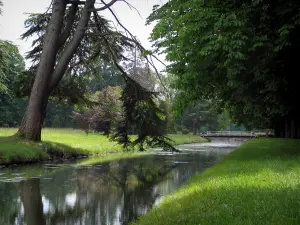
[0,142,239,225]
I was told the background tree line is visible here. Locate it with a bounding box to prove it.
[0,0,250,149]
[0,39,239,134]
[148,0,300,138]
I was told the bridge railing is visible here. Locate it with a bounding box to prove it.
[201,131,257,137]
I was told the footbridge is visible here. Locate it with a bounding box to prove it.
[201,131,257,143]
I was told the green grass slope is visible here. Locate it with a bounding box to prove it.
[133,138,300,225]
[0,128,207,165]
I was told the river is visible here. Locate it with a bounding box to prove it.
[0,142,240,225]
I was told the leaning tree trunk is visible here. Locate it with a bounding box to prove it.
[17,0,94,141]
[17,0,66,141]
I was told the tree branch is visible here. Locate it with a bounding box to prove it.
[122,0,143,19]
[57,4,78,49]
[49,0,95,91]
[67,0,86,4]
[92,11,127,78]
[104,5,168,92]
[92,0,119,11]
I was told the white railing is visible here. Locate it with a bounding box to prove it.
[201,131,256,137]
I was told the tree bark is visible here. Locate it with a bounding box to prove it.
[17,0,66,141]
[17,0,94,141]
[291,120,295,138]
[285,120,289,138]
[49,0,95,90]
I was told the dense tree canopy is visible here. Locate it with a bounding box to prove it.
[12,0,175,150]
[0,41,25,93]
[0,41,26,127]
[148,0,300,138]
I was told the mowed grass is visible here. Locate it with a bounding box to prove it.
[168,134,207,144]
[0,128,207,164]
[42,128,124,153]
[133,138,300,225]
[0,128,123,153]
[0,141,49,164]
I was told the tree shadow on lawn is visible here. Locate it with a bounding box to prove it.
[41,141,89,159]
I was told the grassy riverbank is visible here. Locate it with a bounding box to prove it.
[0,128,207,165]
[133,138,300,225]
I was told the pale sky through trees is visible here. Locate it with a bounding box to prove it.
[0,0,167,70]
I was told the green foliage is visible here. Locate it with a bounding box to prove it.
[74,86,123,133]
[0,40,25,93]
[176,102,219,134]
[133,138,300,225]
[22,11,126,71]
[44,102,75,128]
[87,61,124,93]
[13,69,93,105]
[19,7,174,148]
[0,41,26,127]
[0,97,27,127]
[51,115,63,128]
[147,0,300,133]
[111,78,175,151]
[217,111,246,131]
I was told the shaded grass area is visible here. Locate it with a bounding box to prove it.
[0,128,207,165]
[133,138,300,225]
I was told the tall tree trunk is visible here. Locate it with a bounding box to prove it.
[17,0,94,141]
[285,120,290,138]
[291,120,295,138]
[17,0,66,141]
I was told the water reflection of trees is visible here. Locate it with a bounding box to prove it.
[0,182,20,224]
[0,150,229,225]
[20,179,45,225]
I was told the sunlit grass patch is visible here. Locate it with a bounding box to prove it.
[132,138,300,225]
[77,152,151,166]
[168,134,208,144]
[0,128,207,164]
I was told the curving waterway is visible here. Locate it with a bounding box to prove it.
[0,141,240,225]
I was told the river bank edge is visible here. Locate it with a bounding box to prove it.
[132,138,300,225]
[0,129,208,166]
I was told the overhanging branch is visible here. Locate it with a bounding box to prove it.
[57,4,79,50]
[92,0,119,11]
[49,0,95,91]
[103,4,168,92]
[92,11,127,78]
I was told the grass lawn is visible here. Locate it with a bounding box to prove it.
[0,141,49,164]
[0,128,207,164]
[168,134,207,145]
[132,138,300,225]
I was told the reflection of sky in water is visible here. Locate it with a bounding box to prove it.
[17,198,24,216]
[65,192,77,208]
[42,196,54,214]
[0,142,238,225]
